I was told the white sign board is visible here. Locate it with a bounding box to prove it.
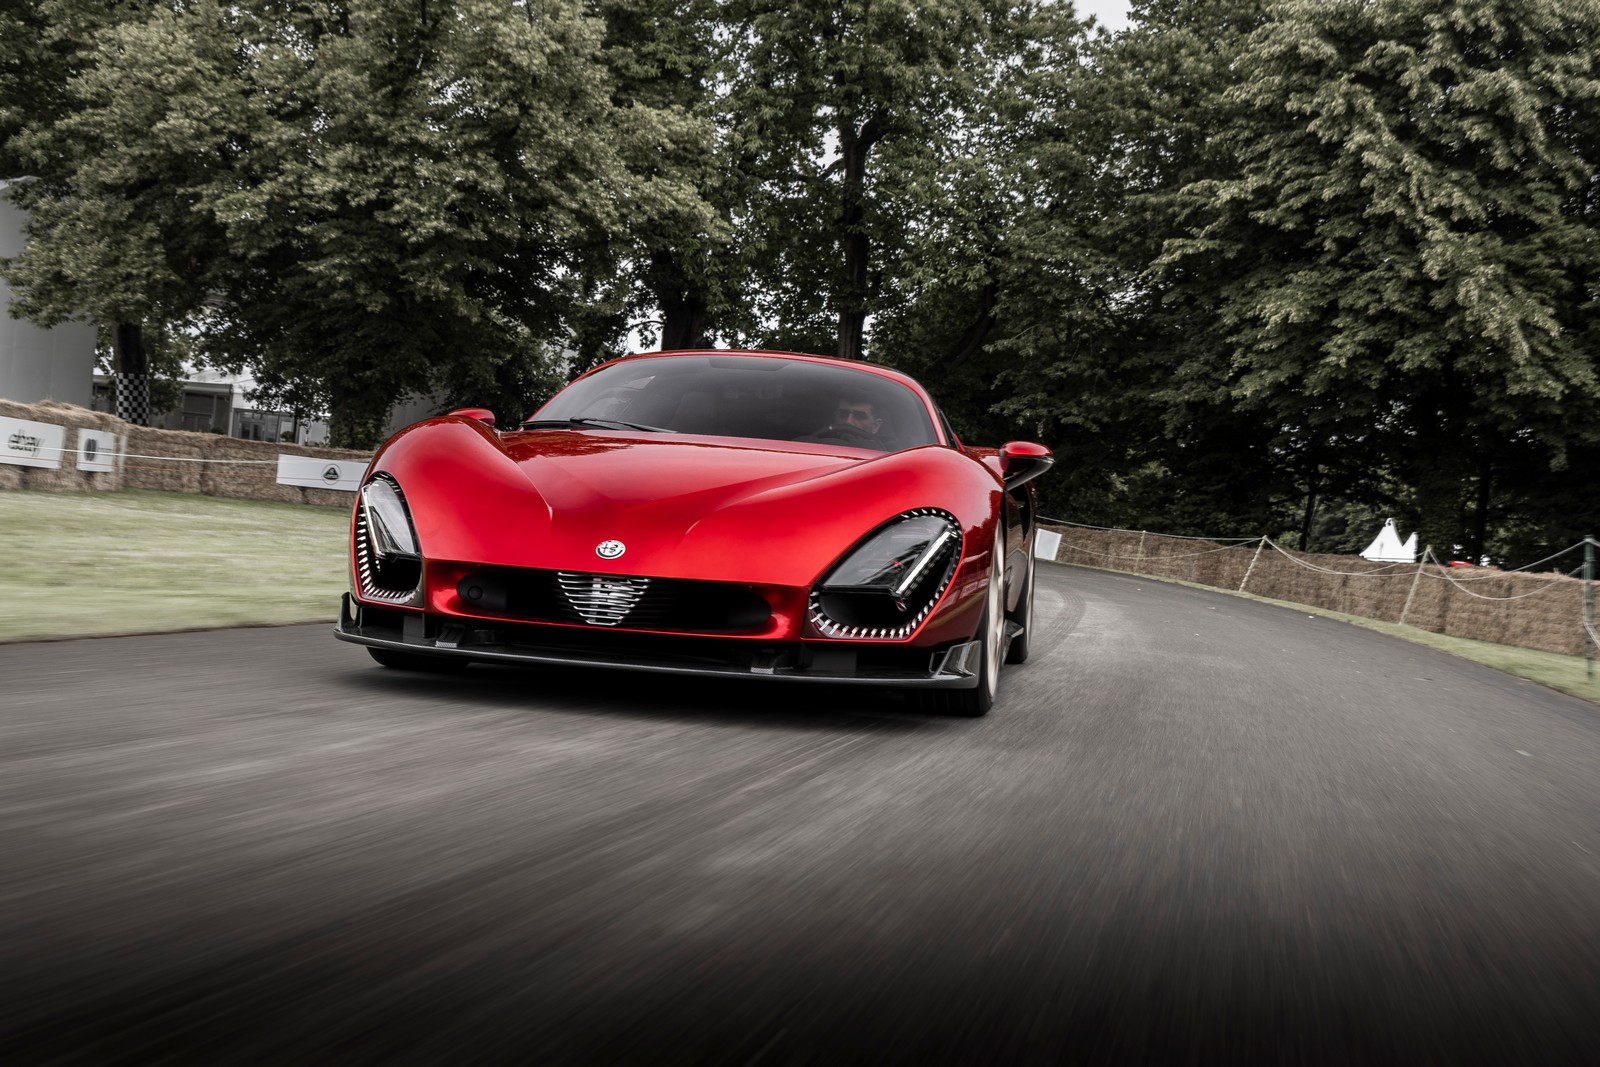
[76,429,121,472]
[276,454,365,492]
[1034,529,1062,561]
[0,416,66,469]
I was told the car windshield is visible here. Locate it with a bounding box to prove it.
[528,354,940,452]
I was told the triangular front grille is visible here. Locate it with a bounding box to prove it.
[556,572,651,626]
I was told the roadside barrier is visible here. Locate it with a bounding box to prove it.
[0,398,369,506]
[1039,518,1596,659]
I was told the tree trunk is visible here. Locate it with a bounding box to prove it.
[654,250,709,350]
[327,381,392,451]
[1467,455,1493,563]
[1298,474,1319,551]
[835,117,883,362]
[1408,383,1473,560]
[112,321,151,425]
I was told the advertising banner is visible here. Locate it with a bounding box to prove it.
[76,429,121,472]
[1034,529,1062,561]
[276,454,364,491]
[0,416,66,469]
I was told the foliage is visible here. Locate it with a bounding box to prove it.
[3,0,1598,560]
[1153,0,1600,556]
[3,0,713,445]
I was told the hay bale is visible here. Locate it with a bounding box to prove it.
[1433,568,1587,656]
[301,486,358,509]
[1510,578,1587,656]
[202,436,302,503]
[0,399,80,492]
[122,425,208,493]
[63,405,130,493]
[27,400,112,493]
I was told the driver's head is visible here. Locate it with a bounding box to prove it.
[833,397,882,436]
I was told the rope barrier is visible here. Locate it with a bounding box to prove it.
[1417,548,1581,601]
[1045,516,1590,581]
[1261,537,1415,576]
[1420,540,1585,580]
[1040,516,1258,543]
[1058,539,1255,562]
[6,442,361,465]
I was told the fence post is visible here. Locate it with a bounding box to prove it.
[1399,545,1429,627]
[1238,536,1266,593]
[1586,536,1594,680]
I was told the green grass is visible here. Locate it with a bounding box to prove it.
[0,489,350,642]
[1108,568,1600,707]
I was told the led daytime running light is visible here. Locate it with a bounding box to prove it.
[809,508,961,640]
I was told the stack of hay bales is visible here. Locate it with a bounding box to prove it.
[0,398,126,493]
[1241,549,1415,619]
[1404,567,1585,656]
[35,400,125,493]
[1038,522,1590,658]
[0,400,371,507]
[200,435,369,506]
[1045,526,1257,589]
[121,423,209,494]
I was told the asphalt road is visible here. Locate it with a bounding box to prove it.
[3,563,1598,1064]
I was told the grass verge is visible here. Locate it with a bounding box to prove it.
[0,489,349,642]
[1091,565,1600,707]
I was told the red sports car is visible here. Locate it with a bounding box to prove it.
[335,349,1052,715]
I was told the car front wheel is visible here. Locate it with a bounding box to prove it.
[1005,547,1034,665]
[925,526,1004,718]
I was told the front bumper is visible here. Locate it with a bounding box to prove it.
[335,594,982,688]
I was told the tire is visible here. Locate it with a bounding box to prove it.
[367,647,470,674]
[924,527,1005,718]
[1005,547,1034,665]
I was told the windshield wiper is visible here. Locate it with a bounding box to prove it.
[520,416,672,433]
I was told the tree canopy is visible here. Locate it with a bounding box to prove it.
[3,0,1597,562]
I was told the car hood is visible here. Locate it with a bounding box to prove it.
[373,419,995,585]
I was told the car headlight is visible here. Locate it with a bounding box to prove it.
[809,509,962,639]
[355,474,422,601]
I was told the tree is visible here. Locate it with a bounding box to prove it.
[3,0,716,444]
[585,0,738,355]
[2,1,245,423]
[726,0,1003,359]
[1156,0,1600,554]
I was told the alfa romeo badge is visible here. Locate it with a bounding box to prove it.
[595,539,626,559]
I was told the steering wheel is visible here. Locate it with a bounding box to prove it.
[814,422,880,447]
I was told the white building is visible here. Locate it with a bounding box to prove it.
[0,188,97,406]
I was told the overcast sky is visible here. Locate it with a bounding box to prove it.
[1075,0,1132,33]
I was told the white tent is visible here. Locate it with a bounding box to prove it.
[1360,518,1418,563]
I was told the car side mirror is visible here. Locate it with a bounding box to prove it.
[449,408,496,428]
[999,441,1053,489]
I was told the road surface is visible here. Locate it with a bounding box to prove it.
[3,564,1598,1063]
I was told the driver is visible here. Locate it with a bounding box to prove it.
[830,398,882,438]
[800,395,891,449]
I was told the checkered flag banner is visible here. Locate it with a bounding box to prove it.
[115,374,150,425]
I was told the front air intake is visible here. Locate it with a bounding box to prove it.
[556,572,652,626]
